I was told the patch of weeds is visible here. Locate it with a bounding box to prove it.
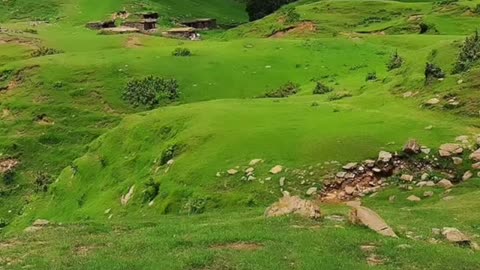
[23,28,38,34]
[172,47,192,57]
[122,76,180,108]
[282,6,300,24]
[38,134,61,145]
[425,62,445,82]
[160,144,183,165]
[261,82,300,98]
[365,71,377,81]
[183,196,208,215]
[328,91,352,101]
[34,172,53,192]
[387,50,403,71]
[31,46,63,57]
[453,31,480,73]
[349,64,368,71]
[143,178,160,203]
[428,49,438,61]
[0,218,8,228]
[313,82,333,95]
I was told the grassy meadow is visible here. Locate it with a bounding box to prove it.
[1,0,480,268]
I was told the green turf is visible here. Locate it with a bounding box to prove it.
[2,0,480,268]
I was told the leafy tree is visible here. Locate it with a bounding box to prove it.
[246,0,298,21]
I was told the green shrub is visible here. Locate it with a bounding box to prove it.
[425,62,445,81]
[328,91,352,101]
[122,76,180,108]
[282,6,300,24]
[473,4,480,14]
[262,82,300,98]
[365,72,377,81]
[313,82,333,95]
[453,31,480,73]
[34,172,53,192]
[387,51,403,71]
[172,47,192,57]
[160,144,182,165]
[184,196,207,215]
[31,46,63,57]
[143,178,160,203]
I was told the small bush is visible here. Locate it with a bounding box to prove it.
[143,178,160,203]
[262,82,300,98]
[328,91,352,101]
[313,82,333,95]
[172,47,192,57]
[31,47,63,57]
[2,170,15,185]
[184,196,207,215]
[34,172,53,192]
[365,72,377,81]
[282,6,300,24]
[425,62,445,81]
[160,144,182,165]
[473,4,480,14]
[387,51,404,71]
[122,76,180,108]
[453,31,480,73]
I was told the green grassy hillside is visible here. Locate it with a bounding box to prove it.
[2,0,480,268]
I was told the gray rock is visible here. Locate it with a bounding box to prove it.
[407,195,421,202]
[342,162,358,170]
[463,171,473,181]
[423,191,434,197]
[378,151,393,163]
[270,165,283,174]
[349,205,397,238]
[452,157,463,165]
[403,139,421,154]
[437,179,453,189]
[306,187,318,195]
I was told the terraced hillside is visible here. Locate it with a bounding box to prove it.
[2,0,480,269]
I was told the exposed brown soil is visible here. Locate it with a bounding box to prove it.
[270,22,317,38]
[210,242,263,251]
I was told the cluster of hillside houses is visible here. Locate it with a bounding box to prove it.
[85,11,217,39]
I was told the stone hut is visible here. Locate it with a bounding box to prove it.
[164,27,197,39]
[85,20,116,30]
[181,18,217,30]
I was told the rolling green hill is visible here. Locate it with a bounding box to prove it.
[2,0,480,268]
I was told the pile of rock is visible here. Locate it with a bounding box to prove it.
[319,138,468,201]
[0,158,19,174]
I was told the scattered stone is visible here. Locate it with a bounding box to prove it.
[279,177,285,187]
[249,159,263,166]
[452,157,463,165]
[425,181,435,187]
[148,200,154,207]
[269,165,283,174]
[463,171,473,181]
[360,245,377,252]
[227,169,238,175]
[443,196,455,201]
[364,159,376,167]
[423,191,434,197]
[402,91,413,98]
[336,171,347,178]
[389,195,396,202]
[425,98,440,105]
[397,244,412,249]
[437,179,453,189]
[349,205,397,238]
[401,174,414,182]
[306,187,318,195]
[345,186,355,195]
[425,125,433,130]
[325,215,346,223]
[421,147,431,154]
[216,172,221,177]
[442,227,470,243]
[457,79,464,84]
[0,159,20,174]
[378,151,392,163]
[432,228,441,235]
[245,167,255,174]
[472,162,480,170]
[120,185,135,206]
[403,139,421,154]
[407,195,421,202]
[366,254,385,266]
[470,149,480,162]
[24,219,50,233]
[104,208,111,214]
[421,173,429,180]
[343,162,358,170]
[166,159,175,166]
[265,194,321,219]
[439,143,463,157]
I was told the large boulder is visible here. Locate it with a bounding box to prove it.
[437,179,453,189]
[349,205,397,238]
[442,227,470,243]
[265,194,321,219]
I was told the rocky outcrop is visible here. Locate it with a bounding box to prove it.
[265,193,321,219]
[349,204,397,238]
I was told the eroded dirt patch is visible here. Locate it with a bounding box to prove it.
[210,242,263,251]
[125,36,142,48]
[270,22,317,38]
